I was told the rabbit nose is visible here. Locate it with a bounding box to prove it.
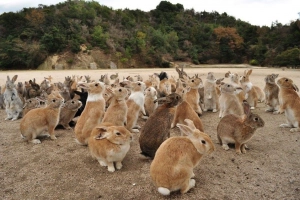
[119,89,122,92]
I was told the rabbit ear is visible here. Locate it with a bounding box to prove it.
[242,100,251,116]
[183,119,196,130]
[94,127,108,140]
[176,123,193,136]
[292,84,299,92]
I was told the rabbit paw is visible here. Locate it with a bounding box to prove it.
[11,117,18,121]
[115,162,123,170]
[5,117,12,121]
[250,107,255,110]
[290,128,300,132]
[107,164,115,172]
[50,135,57,140]
[222,144,230,151]
[212,109,217,113]
[142,116,149,120]
[189,179,196,189]
[98,160,107,167]
[31,139,41,144]
[131,129,139,133]
[133,125,141,129]
[280,123,292,128]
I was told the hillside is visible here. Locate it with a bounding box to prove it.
[0,0,299,69]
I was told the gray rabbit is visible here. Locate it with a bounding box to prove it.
[4,75,23,120]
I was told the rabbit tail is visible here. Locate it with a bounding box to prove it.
[158,187,170,196]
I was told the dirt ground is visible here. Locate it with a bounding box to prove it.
[0,67,300,200]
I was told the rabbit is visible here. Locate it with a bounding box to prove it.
[3,75,23,121]
[225,71,245,104]
[218,82,244,118]
[142,86,158,119]
[88,122,132,172]
[57,99,82,129]
[203,72,219,112]
[74,81,106,145]
[22,98,41,116]
[139,93,182,159]
[171,80,204,132]
[217,100,265,154]
[0,86,5,109]
[20,91,64,144]
[182,74,203,116]
[102,87,128,126]
[150,119,215,196]
[123,81,146,133]
[240,69,264,109]
[264,74,280,112]
[110,73,118,80]
[73,89,87,117]
[276,77,300,132]
[175,64,187,79]
[26,78,41,99]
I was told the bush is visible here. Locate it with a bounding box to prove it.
[250,59,259,66]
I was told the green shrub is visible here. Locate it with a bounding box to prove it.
[250,59,259,66]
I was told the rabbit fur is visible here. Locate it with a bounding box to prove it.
[58,99,82,129]
[264,74,280,112]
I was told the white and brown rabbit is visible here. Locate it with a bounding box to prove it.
[203,72,219,112]
[124,81,146,133]
[217,100,265,154]
[139,93,182,159]
[150,119,215,196]
[225,71,245,104]
[264,73,280,112]
[171,80,204,132]
[57,99,82,129]
[88,122,132,172]
[20,91,64,144]
[4,75,23,121]
[218,82,244,118]
[276,77,300,132]
[102,87,128,126]
[74,81,106,145]
[142,86,158,119]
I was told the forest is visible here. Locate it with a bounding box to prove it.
[0,0,299,69]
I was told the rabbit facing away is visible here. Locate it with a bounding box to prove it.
[74,81,106,145]
[217,100,265,154]
[150,119,215,196]
[276,77,300,132]
[4,75,23,121]
[143,86,158,119]
[57,99,82,129]
[102,87,128,126]
[20,91,64,144]
[218,82,244,118]
[88,122,132,172]
[139,93,182,159]
[264,74,280,112]
[171,80,204,132]
[203,72,219,112]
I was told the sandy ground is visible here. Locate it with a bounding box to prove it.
[0,67,300,199]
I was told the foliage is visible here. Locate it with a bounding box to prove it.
[0,0,299,69]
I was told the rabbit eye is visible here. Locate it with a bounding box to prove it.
[71,101,74,104]
[192,80,194,82]
[201,140,206,144]
[285,79,288,82]
[52,99,56,102]
[95,83,99,86]
[29,100,32,103]
[254,117,259,121]
[227,85,230,87]
[119,89,122,92]
[138,83,141,86]
[116,132,121,136]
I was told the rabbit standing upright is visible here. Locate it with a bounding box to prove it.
[4,75,23,121]
[217,100,265,154]
[203,72,219,112]
[150,119,215,196]
[276,77,300,132]
[264,74,280,112]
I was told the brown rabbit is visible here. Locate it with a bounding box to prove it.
[264,74,280,112]
[218,82,244,118]
[150,119,215,196]
[171,80,204,132]
[88,123,132,172]
[139,93,182,159]
[20,91,64,144]
[102,87,128,126]
[22,98,41,117]
[276,77,300,132]
[74,81,106,145]
[217,100,265,154]
[142,86,158,119]
[57,99,82,129]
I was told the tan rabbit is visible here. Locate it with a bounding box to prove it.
[203,72,219,112]
[276,77,300,132]
[142,86,158,119]
[150,119,215,196]
[240,69,259,109]
[217,100,265,154]
[218,82,244,118]
[124,81,146,133]
[57,99,82,129]
[22,98,41,117]
[264,74,280,112]
[183,74,203,115]
[20,91,64,144]
[102,87,128,126]
[74,81,106,145]
[88,123,132,172]
[171,80,204,132]
[139,93,182,159]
